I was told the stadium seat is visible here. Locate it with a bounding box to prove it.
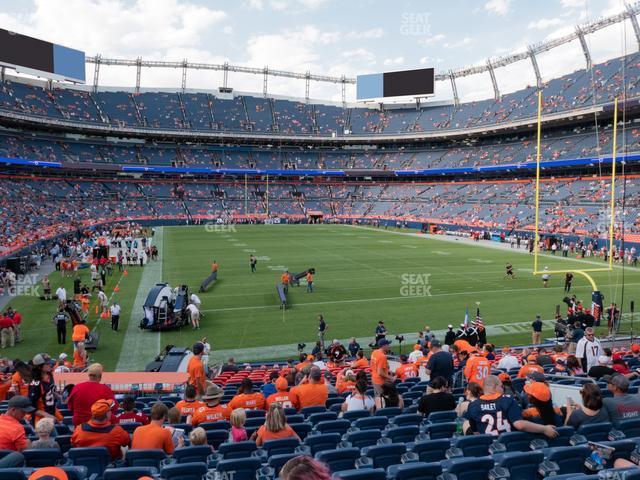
[261,437,300,457]
[54,424,72,436]
[331,468,386,480]
[205,429,229,449]
[546,426,576,448]
[374,407,402,418]
[452,434,494,457]
[313,419,350,435]
[52,466,89,480]
[119,422,141,434]
[427,411,456,424]
[383,425,420,444]
[342,410,370,422]
[353,416,388,431]
[245,409,266,418]
[301,406,327,417]
[387,461,442,480]
[302,433,341,455]
[67,447,111,477]
[160,461,208,480]
[22,448,63,467]
[0,469,28,480]
[56,435,72,453]
[308,412,337,425]
[257,453,298,478]
[315,447,360,472]
[389,413,422,427]
[359,443,406,469]
[409,439,450,463]
[544,446,591,475]
[171,446,212,465]
[442,456,495,480]
[245,417,266,429]
[342,429,382,449]
[619,418,640,438]
[285,414,305,424]
[103,467,158,480]
[577,422,613,442]
[496,450,545,480]
[217,441,258,460]
[495,431,538,452]
[424,422,456,439]
[326,397,344,408]
[600,440,636,464]
[124,449,167,468]
[200,421,230,431]
[290,422,312,440]
[215,458,261,480]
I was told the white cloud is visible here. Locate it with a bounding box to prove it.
[346,28,384,40]
[247,0,264,9]
[383,56,405,66]
[249,0,329,11]
[484,0,512,16]
[560,0,586,9]
[527,18,564,30]
[419,33,446,46]
[444,37,474,49]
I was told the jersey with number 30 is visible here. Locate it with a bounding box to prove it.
[465,393,523,436]
[464,355,491,387]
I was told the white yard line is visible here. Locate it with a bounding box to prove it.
[115,227,164,371]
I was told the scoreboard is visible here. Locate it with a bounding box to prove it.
[357,67,434,101]
[0,29,85,83]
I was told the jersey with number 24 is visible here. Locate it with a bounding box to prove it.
[465,393,523,436]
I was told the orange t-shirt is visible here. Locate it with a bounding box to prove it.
[295,361,311,372]
[336,380,356,394]
[395,363,418,381]
[187,356,205,394]
[175,400,205,417]
[281,273,290,284]
[0,414,28,451]
[72,324,90,342]
[370,349,389,385]
[131,422,175,454]
[266,391,296,409]
[11,373,28,396]
[351,358,369,369]
[73,350,87,370]
[517,364,545,379]
[454,339,474,354]
[228,393,265,411]
[71,420,130,460]
[291,383,328,410]
[464,355,491,386]
[255,424,297,446]
[191,404,231,426]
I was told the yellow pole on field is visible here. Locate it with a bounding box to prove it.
[608,97,618,270]
[266,173,269,217]
[533,90,542,275]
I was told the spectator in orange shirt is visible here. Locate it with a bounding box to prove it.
[266,377,296,409]
[250,403,300,446]
[175,385,205,417]
[291,367,328,410]
[131,402,176,453]
[517,355,545,378]
[71,399,130,460]
[350,350,369,369]
[228,378,265,411]
[336,369,357,395]
[189,385,230,426]
[453,339,474,355]
[281,271,290,294]
[72,322,89,350]
[0,395,34,456]
[295,353,313,372]
[187,342,206,397]
[395,355,419,381]
[464,352,492,387]
[370,339,394,395]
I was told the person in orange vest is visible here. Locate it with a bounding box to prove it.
[464,351,491,387]
[281,270,290,295]
[306,271,314,293]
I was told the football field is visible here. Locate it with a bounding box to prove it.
[6,224,640,370]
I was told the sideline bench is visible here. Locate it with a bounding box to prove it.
[199,271,218,292]
[276,284,287,309]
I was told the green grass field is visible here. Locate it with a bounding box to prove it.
[5,224,640,370]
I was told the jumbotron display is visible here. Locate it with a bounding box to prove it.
[0,29,85,83]
[356,67,435,100]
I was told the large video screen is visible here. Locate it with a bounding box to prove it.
[0,29,85,83]
[357,67,434,100]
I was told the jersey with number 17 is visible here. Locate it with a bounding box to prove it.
[465,393,523,436]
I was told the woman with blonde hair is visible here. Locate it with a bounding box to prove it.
[250,403,300,446]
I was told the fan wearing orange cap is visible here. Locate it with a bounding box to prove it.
[28,466,68,480]
[70,399,130,460]
[516,355,545,378]
[522,382,563,426]
[266,376,296,409]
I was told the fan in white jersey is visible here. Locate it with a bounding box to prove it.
[576,327,602,372]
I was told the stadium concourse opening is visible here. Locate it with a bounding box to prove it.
[3,2,640,479]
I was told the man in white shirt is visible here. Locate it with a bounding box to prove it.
[408,344,424,364]
[187,303,200,330]
[97,289,108,313]
[110,302,121,331]
[576,327,602,372]
[55,286,67,308]
[497,347,520,371]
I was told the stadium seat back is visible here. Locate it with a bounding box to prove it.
[390,413,422,427]
[218,441,257,459]
[546,446,592,475]
[160,461,208,480]
[215,457,261,480]
[353,416,388,431]
[314,419,350,435]
[103,466,158,480]
[124,449,167,468]
[308,412,337,425]
[546,426,575,448]
[577,422,613,442]
[67,447,111,477]
[303,433,341,455]
[262,437,300,456]
[387,461,442,480]
[0,469,28,480]
[363,443,406,469]
[374,407,402,418]
[119,422,141,434]
[343,429,382,449]
[619,418,640,438]
[427,411,456,424]
[384,425,420,444]
[315,447,360,473]
[290,422,312,440]
[497,450,545,480]
[424,421,456,439]
[285,414,305,424]
[267,453,298,477]
[453,434,494,457]
[199,420,230,431]
[410,439,450,463]
[342,410,370,422]
[443,456,495,480]
[245,409,266,418]
[205,429,229,449]
[56,435,72,453]
[300,406,327,417]
[172,446,212,464]
[244,417,266,429]
[496,431,537,452]
[22,448,63,467]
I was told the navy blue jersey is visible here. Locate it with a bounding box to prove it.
[465,393,523,436]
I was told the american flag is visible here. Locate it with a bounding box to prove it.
[475,307,484,327]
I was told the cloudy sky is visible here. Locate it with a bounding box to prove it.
[0,0,637,102]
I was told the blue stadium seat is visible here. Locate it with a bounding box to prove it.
[402,405,419,414]
[545,446,591,475]
[383,425,420,444]
[205,429,229,449]
[427,411,456,424]
[315,447,360,473]
[261,437,300,457]
[409,439,450,463]
[215,458,261,480]
[300,406,327,417]
[171,446,212,465]
[387,461,442,480]
[54,424,72,436]
[217,441,257,459]
[442,456,495,480]
[290,422,312,440]
[424,422,456,439]
[328,403,343,413]
[343,429,382,449]
[260,453,298,478]
[360,443,406,469]
[199,421,230,431]
[619,418,640,438]
[245,409,266,418]
[308,412,337,425]
[389,413,422,427]
[547,426,575,448]
[374,407,402,418]
[67,447,111,477]
[302,433,341,455]
[103,466,158,480]
[495,431,538,452]
[314,419,350,435]
[22,448,63,467]
[160,461,208,480]
[452,434,494,457]
[353,416,388,431]
[244,417,266,429]
[124,449,167,468]
[119,422,141,434]
[326,397,344,408]
[0,470,28,480]
[496,450,545,480]
[52,466,89,480]
[56,435,72,453]
[600,440,636,464]
[285,414,305,424]
[577,422,613,442]
[283,408,297,416]
[331,468,386,480]
[342,410,370,422]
